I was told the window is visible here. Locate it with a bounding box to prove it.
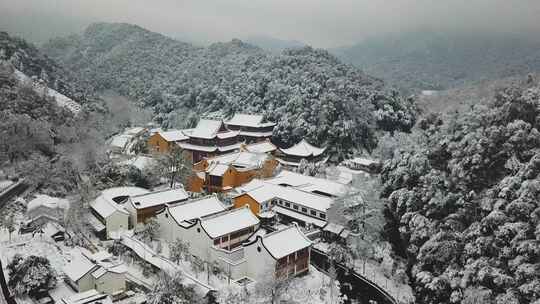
[310,210,317,216]
[165,213,169,218]
[301,207,307,213]
[285,202,290,207]
[293,205,299,210]
[320,213,326,219]
[214,239,220,245]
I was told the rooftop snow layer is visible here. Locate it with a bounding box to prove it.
[260,225,311,259]
[201,206,259,238]
[244,141,277,153]
[206,151,269,169]
[90,195,129,218]
[207,163,230,176]
[189,119,225,139]
[110,134,132,150]
[167,195,227,225]
[159,130,189,142]
[130,188,189,209]
[226,114,276,128]
[242,181,334,212]
[61,289,112,304]
[279,139,326,157]
[266,170,348,197]
[63,251,98,282]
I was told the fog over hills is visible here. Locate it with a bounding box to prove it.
[332,31,540,93]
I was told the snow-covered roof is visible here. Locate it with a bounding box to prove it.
[101,187,150,203]
[63,251,98,282]
[201,206,259,238]
[266,170,348,197]
[110,134,132,150]
[61,290,112,304]
[239,130,273,138]
[91,187,149,219]
[124,127,146,136]
[27,194,69,211]
[207,163,230,176]
[259,225,311,259]
[241,181,334,213]
[190,119,225,139]
[159,130,189,142]
[235,179,267,193]
[130,188,189,210]
[244,141,277,154]
[91,264,127,279]
[177,142,218,152]
[226,114,276,128]
[279,139,326,157]
[216,130,240,139]
[90,192,131,219]
[323,223,345,235]
[167,195,227,226]
[206,151,269,170]
[217,142,243,152]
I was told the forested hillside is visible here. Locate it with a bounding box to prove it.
[0,32,135,195]
[42,22,417,158]
[333,31,540,93]
[380,77,540,304]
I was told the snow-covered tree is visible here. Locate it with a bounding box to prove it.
[148,271,202,304]
[134,217,160,244]
[7,255,57,296]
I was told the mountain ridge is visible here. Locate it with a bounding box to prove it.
[42,22,417,158]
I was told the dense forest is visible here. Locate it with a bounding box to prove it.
[42,22,417,158]
[381,77,540,304]
[0,31,146,195]
[333,31,540,93]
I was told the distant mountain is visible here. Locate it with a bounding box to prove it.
[244,35,305,53]
[42,22,417,158]
[332,31,540,93]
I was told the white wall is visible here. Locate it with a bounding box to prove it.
[106,211,129,239]
[244,238,276,280]
[77,272,95,293]
[95,272,126,295]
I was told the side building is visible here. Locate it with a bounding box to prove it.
[89,187,149,239]
[147,129,190,153]
[63,249,127,297]
[244,224,311,280]
[233,181,333,229]
[125,187,189,226]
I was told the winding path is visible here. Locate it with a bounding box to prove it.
[0,259,16,304]
[311,248,397,304]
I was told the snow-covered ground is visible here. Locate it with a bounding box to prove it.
[13,69,82,114]
[314,240,414,304]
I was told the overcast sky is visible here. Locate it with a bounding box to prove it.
[1,0,540,47]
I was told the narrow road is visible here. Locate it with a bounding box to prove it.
[0,259,16,304]
[311,248,397,304]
